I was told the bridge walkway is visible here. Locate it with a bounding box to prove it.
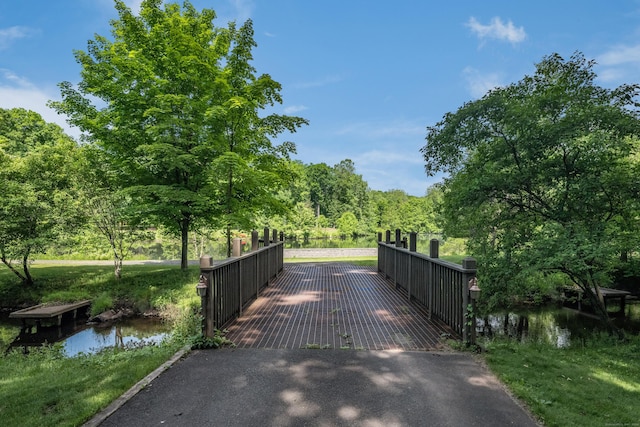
[225,262,456,350]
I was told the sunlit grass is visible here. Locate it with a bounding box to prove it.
[0,343,182,427]
[484,335,640,426]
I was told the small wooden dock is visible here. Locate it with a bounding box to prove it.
[565,287,631,317]
[10,300,91,329]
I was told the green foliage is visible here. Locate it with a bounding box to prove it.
[189,329,235,349]
[90,292,114,316]
[51,1,307,269]
[336,211,359,238]
[423,52,640,323]
[0,108,83,285]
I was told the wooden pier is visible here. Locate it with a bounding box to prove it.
[9,300,91,329]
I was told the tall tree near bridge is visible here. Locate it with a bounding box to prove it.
[0,108,82,285]
[422,52,640,335]
[51,0,306,268]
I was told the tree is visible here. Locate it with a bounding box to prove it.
[77,145,152,279]
[422,52,640,334]
[51,0,306,268]
[0,108,82,285]
[336,212,359,239]
[207,19,308,256]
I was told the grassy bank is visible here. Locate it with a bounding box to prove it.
[483,335,640,426]
[0,341,184,426]
[0,263,202,427]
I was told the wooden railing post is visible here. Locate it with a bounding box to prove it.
[461,257,477,345]
[430,238,439,258]
[272,229,278,244]
[199,255,214,338]
[232,237,242,257]
[409,232,417,252]
[251,230,259,251]
[395,229,402,247]
[385,230,391,244]
[263,227,270,247]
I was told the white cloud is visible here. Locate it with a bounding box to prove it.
[466,17,526,45]
[463,67,504,98]
[0,26,37,50]
[595,44,640,83]
[352,147,432,196]
[0,70,80,139]
[227,0,254,23]
[598,44,640,66]
[283,105,308,114]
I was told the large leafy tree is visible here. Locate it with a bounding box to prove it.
[207,20,308,256]
[51,0,306,268]
[422,53,640,333]
[0,108,82,285]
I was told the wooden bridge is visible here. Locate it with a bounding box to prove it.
[199,229,479,349]
[225,263,453,350]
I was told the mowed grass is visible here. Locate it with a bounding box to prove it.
[0,343,183,427]
[0,263,200,310]
[483,335,640,427]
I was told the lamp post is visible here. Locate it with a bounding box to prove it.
[196,274,208,334]
[468,277,481,345]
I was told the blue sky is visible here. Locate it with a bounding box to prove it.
[2,1,640,196]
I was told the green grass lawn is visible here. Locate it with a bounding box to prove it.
[483,335,640,426]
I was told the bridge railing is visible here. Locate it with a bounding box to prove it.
[377,229,477,342]
[199,228,283,337]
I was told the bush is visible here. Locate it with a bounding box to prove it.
[91,292,113,316]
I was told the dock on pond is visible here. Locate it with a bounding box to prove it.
[9,300,91,329]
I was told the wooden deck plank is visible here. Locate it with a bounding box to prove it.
[225,263,456,350]
[9,300,91,319]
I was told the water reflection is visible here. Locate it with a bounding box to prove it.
[3,316,170,357]
[478,304,640,348]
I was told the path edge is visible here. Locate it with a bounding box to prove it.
[82,345,191,427]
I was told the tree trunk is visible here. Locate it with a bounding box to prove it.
[22,250,34,286]
[226,224,232,258]
[180,217,190,270]
[114,256,122,280]
[1,253,28,284]
[582,285,624,339]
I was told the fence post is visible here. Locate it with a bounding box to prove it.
[263,227,270,247]
[461,257,477,345]
[395,229,402,247]
[272,229,278,244]
[279,231,284,242]
[377,232,382,242]
[199,255,214,338]
[251,230,259,251]
[409,232,417,252]
[430,238,439,258]
[232,237,242,257]
[408,232,417,301]
[385,230,391,244]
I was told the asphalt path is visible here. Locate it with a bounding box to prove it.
[91,348,539,427]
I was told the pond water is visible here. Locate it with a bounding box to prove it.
[478,303,640,348]
[0,314,171,357]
